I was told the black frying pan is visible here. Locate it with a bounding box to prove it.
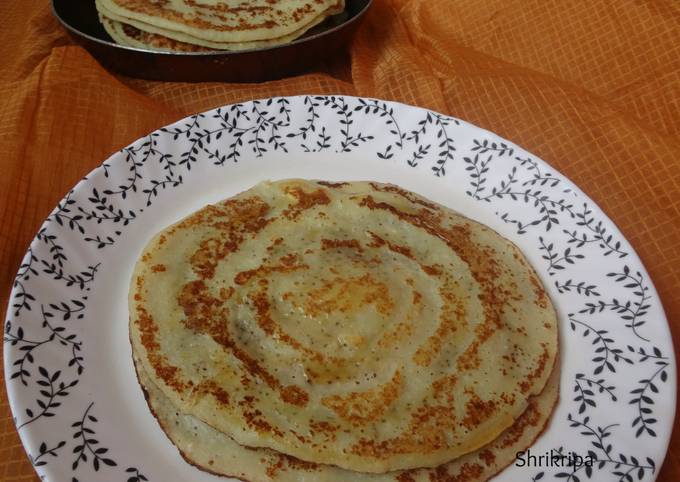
[51,0,372,82]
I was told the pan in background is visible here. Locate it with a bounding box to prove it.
[51,0,372,82]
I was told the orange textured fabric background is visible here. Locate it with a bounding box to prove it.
[1,0,679,480]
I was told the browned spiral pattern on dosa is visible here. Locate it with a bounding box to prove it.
[129,179,558,473]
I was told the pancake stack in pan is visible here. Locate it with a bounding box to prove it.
[96,0,346,52]
[129,179,560,481]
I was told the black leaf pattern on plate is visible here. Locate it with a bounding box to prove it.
[552,416,656,481]
[5,303,84,388]
[31,440,66,467]
[555,279,600,297]
[18,367,77,429]
[125,467,149,482]
[72,403,117,472]
[628,346,670,438]
[568,314,634,375]
[539,237,585,274]
[564,204,627,258]
[573,373,617,414]
[11,248,38,316]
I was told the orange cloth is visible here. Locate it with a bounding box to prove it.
[1,1,679,481]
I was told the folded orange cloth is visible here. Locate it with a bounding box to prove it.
[1,1,679,481]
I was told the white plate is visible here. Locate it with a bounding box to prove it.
[4,96,676,482]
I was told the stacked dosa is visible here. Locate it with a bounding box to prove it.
[129,179,559,479]
[95,0,346,52]
[135,353,560,481]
